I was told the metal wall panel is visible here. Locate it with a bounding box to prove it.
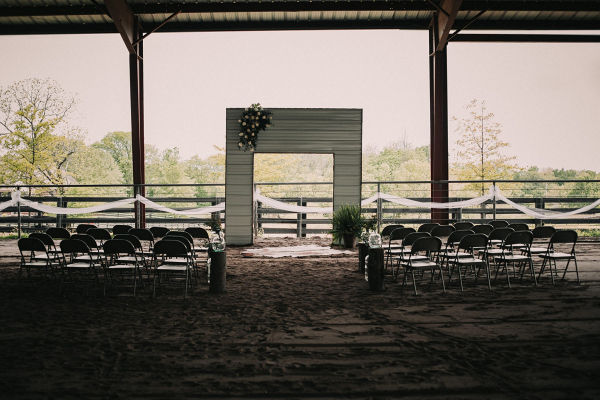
[226,108,362,245]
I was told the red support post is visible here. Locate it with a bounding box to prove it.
[130,20,145,228]
[429,24,450,224]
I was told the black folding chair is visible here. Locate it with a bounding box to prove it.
[453,221,474,231]
[112,224,133,235]
[417,223,439,233]
[103,239,145,297]
[494,231,537,288]
[149,226,170,239]
[60,238,104,295]
[538,230,579,285]
[448,234,491,291]
[398,237,444,295]
[17,237,62,292]
[152,239,194,299]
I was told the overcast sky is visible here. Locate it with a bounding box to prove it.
[1,30,599,171]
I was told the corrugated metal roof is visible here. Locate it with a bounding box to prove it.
[1,0,599,35]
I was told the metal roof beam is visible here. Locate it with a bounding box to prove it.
[103,0,138,55]
[2,1,598,17]
[435,0,462,53]
[451,34,600,43]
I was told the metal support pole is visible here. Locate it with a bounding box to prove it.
[492,181,497,220]
[135,185,141,229]
[429,25,450,224]
[56,197,62,228]
[17,186,21,239]
[376,182,382,232]
[297,198,302,238]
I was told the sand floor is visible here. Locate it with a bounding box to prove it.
[0,236,599,400]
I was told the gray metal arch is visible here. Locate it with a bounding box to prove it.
[225,108,362,245]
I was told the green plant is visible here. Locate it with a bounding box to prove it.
[329,204,365,242]
[363,214,378,233]
[207,213,222,233]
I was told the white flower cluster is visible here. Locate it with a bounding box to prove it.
[238,103,273,152]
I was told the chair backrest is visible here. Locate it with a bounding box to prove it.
[504,231,534,247]
[489,227,514,241]
[153,239,189,258]
[18,237,47,253]
[507,223,530,232]
[185,227,210,239]
[76,224,97,234]
[458,234,489,252]
[29,232,56,247]
[60,238,91,255]
[430,225,455,238]
[471,224,494,235]
[113,234,143,250]
[532,225,556,239]
[87,228,112,242]
[167,230,194,244]
[550,230,577,244]
[389,227,416,242]
[112,224,133,235]
[161,235,192,252]
[453,221,474,231]
[46,227,70,240]
[488,220,509,229]
[149,226,170,238]
[129,228,155,243]
[447,230,474,246]
[411,236,442,254]
[71,234,99,249]
[380,224,404,237]
[403,232,431,247]
[103,239,136,256]
[417,223,439,233]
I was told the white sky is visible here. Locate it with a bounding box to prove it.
[1,30,599,171]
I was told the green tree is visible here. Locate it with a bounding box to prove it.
[64,145,126,200]
[0,78,84,194]
[184,146,225,197]
[452,99,519,195]
[91,131,133,185]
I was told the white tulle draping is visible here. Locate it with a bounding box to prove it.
[0,191,19,212]
[17,193,137,215]
[253,189,494,214]
[135,195,225,216]
[495,189,600,220]
[377,188,495,209]
[2,186,599,219]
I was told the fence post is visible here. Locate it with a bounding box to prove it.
[376,182,382,232]
[297,197,302,238]
[56,197,62,228]
[534,197,544,227]
[492,181,497,221]
[134,184,141,229]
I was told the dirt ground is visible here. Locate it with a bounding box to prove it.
[0,236,599,400]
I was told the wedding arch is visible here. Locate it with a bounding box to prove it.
[225,108,363,245]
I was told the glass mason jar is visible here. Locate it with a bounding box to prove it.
[361,231,370,244]
[211,231,225,252]
[368,232,382,248]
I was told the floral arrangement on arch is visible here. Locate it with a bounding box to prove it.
[238,103,273,151]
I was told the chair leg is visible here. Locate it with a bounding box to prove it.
[411,271,418,295]
[439,267,446,293]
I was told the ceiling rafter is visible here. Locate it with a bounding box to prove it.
[2,1,599,18]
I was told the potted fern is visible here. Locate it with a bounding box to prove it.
[330,204,365,248]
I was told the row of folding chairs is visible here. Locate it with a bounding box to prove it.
[381,224,579,295]
[18,227,212,298]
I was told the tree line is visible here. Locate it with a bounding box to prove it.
[1,79,598,202]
